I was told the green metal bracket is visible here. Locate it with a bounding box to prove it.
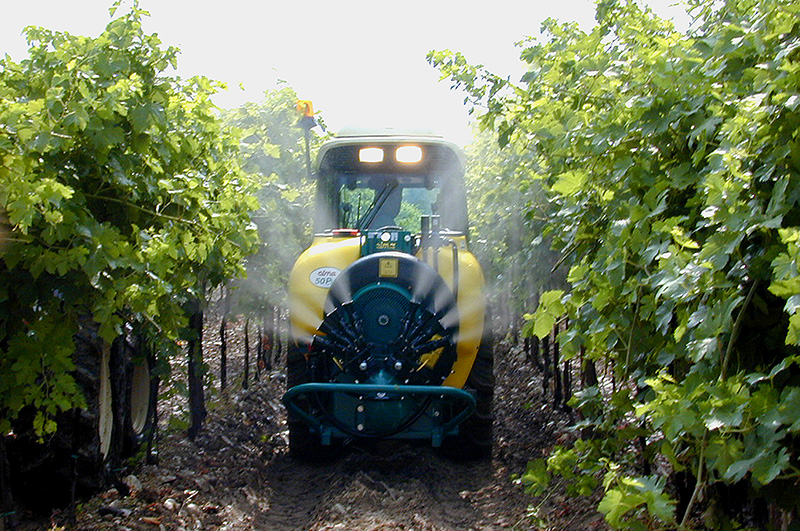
[283,383,476,447]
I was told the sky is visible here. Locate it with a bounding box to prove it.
[0,0,690,147]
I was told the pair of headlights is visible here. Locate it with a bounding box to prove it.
[359,145,423,164]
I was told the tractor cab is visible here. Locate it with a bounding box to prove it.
[313,129,468,241]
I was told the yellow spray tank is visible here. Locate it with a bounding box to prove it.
[284,127,493,460]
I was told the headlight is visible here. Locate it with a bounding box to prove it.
[359,147,384,163]
[395,145,423,164]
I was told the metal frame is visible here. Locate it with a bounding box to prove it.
[283,383,476,447]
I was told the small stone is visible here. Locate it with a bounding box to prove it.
[194,477,210,491]
[123,474,142,492]
[100,487,120,500]
[99,506,132,518]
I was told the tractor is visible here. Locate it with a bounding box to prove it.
[284,127,493,459]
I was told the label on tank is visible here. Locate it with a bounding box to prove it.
[309,267,340,288]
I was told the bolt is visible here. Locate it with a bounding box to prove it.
[357,424,365,431]
[394,361,403,371]
[359,361,368,371]
[357,405,365,413]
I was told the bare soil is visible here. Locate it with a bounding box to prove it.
[21,318,608,531]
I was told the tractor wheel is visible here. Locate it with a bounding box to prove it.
[286,345,339,461]
[128,354,155,449]
[9,324,157,511]
[8,322,117,510]
[111,332,158,460]
[73,324,118,488]
[441,324,494,460]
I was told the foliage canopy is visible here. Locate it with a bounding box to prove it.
[432,0,800,526]
[0,4,258,436]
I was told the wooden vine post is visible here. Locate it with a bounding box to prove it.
[187,295,207,440]
[243,317,250,390]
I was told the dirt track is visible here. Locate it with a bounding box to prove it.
[25,324,606,531]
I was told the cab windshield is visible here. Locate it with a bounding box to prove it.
[338,175,438,233]
[314,139,468,235]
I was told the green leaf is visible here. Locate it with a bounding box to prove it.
[725,455,758,483]
[97,125,125,147]
[661,440,684,472]
[551,170,587,196]
[769,278,800,299]
[751,448,789,485]
[599,487,644,527]
[527,290,565,339]
[520,459,550,495]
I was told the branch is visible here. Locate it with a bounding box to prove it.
[551,243,578,273]
[721,280,758,381]
[625,293,641,374]
[680,431,707,529]
[83,193,200,227]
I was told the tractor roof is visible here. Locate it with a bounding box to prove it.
[335,125,442,138]
[318,128,465,173]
